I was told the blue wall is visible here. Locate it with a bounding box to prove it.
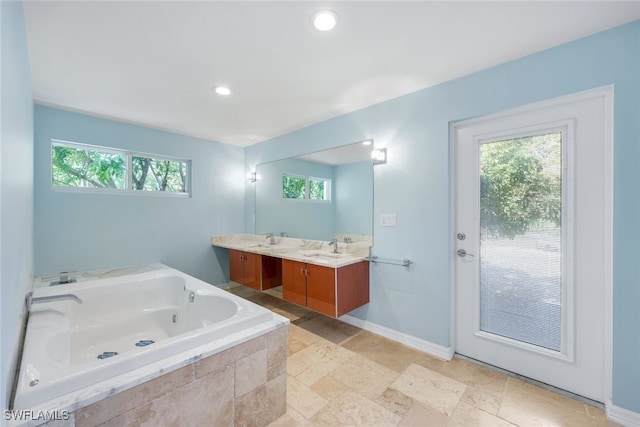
[1,1,34,412]
[334,161,373,237]
[34,106,245,285]
[245,21,640,412]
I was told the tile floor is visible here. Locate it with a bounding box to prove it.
[225,283,618,426]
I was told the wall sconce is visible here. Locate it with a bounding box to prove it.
[372,148,387,165]
[247,172,257,182]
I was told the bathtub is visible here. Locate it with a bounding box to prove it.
[12,264,286,414]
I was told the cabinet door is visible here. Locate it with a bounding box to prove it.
[282,259,307,306]
[336,261,370,317]
[306,263,336,317]
[229,249,245,284]
[243,252,261,290]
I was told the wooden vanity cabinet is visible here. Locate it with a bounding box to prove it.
[282,259,307,306]
[230,250,282,291]
[229,249,260,290]
[282,259,369,318]
[306,263,337,317]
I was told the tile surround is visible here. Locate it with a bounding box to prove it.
[43,326,287,427]
[226,283,620,427]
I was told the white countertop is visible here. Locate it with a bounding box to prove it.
[211,234,370,268]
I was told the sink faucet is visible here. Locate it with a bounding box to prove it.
[328,238,339,254]
[26,292,83,311]
[265,233,275,245]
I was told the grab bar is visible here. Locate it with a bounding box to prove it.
[367,256,413,267]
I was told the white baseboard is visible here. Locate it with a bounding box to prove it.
[339,314,454,361]
[607,403,640,426]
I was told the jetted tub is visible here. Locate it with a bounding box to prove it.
[13,264,283,412]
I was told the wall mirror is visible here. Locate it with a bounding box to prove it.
[255,141,373,243]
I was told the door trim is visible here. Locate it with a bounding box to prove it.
[449,85,613,407]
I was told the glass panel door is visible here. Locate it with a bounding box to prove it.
[479,132,563,351]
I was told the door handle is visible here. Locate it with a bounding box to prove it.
[457,249,474,258]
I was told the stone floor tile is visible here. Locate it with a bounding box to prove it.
[287,335,309,356]
[310,376,350,401]
[390,363,467,416]
[412,351,447,373]
[374,388,414,418]
[228,285,616,427]
[329,352,399,398]
[449,401,516,427]
[311,390,401,426]
[293,315,361,345]
[398,401,449,427]
[288,324,323,346]
[499,381,607,426]
[341,330,425,373]
[293,341,356,386]
[439,357,508,393]
[269,405,318,427]
[460,384,503,415]
[226,283,261,299]
[504,377,588,415]
[287,376,329,419]
[286,339,352,376]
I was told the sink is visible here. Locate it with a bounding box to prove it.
[248,243,271,248]
[303,252,347,260]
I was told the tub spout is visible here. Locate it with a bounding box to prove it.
[27,292,83,311]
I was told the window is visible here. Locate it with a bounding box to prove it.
[52,140,190,195]
[309,177,330,200]
[282,174,330,201]
[282,175,306,199]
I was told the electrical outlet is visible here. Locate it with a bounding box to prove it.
[381,213,397,227]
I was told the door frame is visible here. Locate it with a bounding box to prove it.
[449,85,613,406]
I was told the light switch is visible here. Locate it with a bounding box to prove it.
[381,213,397,227]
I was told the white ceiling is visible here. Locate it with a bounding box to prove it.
[23,1,640,147]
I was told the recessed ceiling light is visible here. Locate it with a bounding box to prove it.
[212,86,232,96]
[311,10,338,31]
[362,140,372,146]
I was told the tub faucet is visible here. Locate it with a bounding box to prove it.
[50,271,77,286]
[328,238,339,254]
[26,292,83,311]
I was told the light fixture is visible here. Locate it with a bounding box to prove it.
[247,172,257,182]
[212,85,232,96]
[311,10,338,31]
[372,148,387,165]
[362,140,372,146]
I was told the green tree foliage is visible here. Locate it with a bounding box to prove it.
[52,145,125,188]
[132,157,186,192]
[480,133,562,239]
[282,175,306,199]
[53,145,187,192]
[309,179,326,200]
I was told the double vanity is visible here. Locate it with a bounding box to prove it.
[212,234,370,318]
